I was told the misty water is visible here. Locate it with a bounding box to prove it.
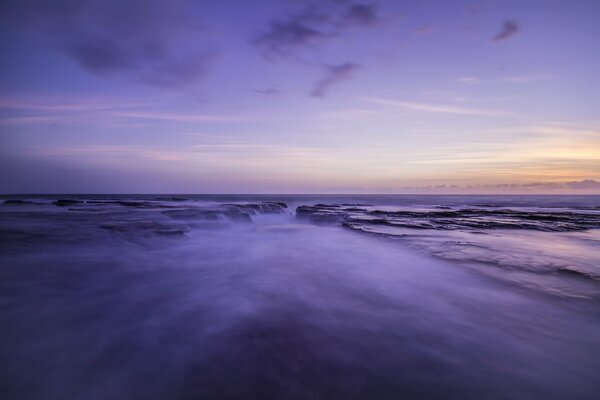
[1,195,599,399]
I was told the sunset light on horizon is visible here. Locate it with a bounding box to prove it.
[1,0,598,194]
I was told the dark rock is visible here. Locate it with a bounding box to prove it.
[295,203,600,232]
[314,204,341,208]
[3,199,34,205]
[224,210,253,223]
[85,200,169,208]
[53,199,84,206]
[115,201,156,208]
[100,221,186,235]
[225,202,287,214]
[296,205,347,224]
[154,197,187,201]
[162,209,221,220]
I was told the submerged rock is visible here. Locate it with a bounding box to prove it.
[162,202,287,225]
[223,209,253,223]
[3,199,35,205]
[100,221,187,236]
[224,202,288,215]
[296,205,347,224]
[162,209,221,220]
[296,204,600,232]
[154,197,187,201]
[53,199,84,206]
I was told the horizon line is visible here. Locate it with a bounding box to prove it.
[2,193,599,197]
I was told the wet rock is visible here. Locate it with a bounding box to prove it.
[162,209,221,220]
[162,202,285,224]
[3,199,34,205]
[223,209,253,223]
[114,201,158,208]
[154,197,187,201]
[296,205,347,224]
[100,221,186,236]
[53,199,84,207]
[86,200,172,208]
[225,202,288,215]
[296,204,600,232]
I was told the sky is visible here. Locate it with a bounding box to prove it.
[0,0,599,194]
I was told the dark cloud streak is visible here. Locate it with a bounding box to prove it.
[493,20,520,41]
[312,62,359,98]
[254,87,281,95]
[0,0,212,88]
[252,3,381,59]
[343,4,379,26]
[251,7,335,59]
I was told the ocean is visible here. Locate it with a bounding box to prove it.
[1,194,599,399]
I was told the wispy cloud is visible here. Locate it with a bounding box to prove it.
[463,180,600,192]
[493,19,520,42]
[413,24,437,35]
[251,2,382,59]
[499,74,557,83]
[254,87,281,95]
[456,77,483,85]
[25,145,195,162]
[312,63,359,98]
[0,0,213,87]
[394,179,600,194]
[0,96,150,111]
[456,74,556,85]
[0,116,61,126]
[0,96,224,126]
[252,7,335,59]
[112,112,255,123]
[343,4,380,26]
[360,96,512,116]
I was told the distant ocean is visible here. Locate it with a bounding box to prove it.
[1,194,599,399]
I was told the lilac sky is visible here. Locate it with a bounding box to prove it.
[0,0,599,194]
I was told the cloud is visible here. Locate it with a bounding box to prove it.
[481,180,600,191]
[565,179,600,190]
[360,97,511,116]
[500,74,557,83]
[456,74,557,85]
[252,3,381,59]
[394,180,600,194]
[456,77,482,84]
[141,52,214,87]
[0,116,61,126]
[251,7,335,58]
[254,87,281,95]
[0,96,149,111]
[0,92,281,127]
[414,24,436,35]
[312,63,359,97]
[343,4,379,26]
[112,111,254,123]
[493,19,520,41]
[0,0,212,87]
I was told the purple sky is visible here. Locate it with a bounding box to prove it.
[0,0,599,194]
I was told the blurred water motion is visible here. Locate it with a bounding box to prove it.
[1,195,599,399]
